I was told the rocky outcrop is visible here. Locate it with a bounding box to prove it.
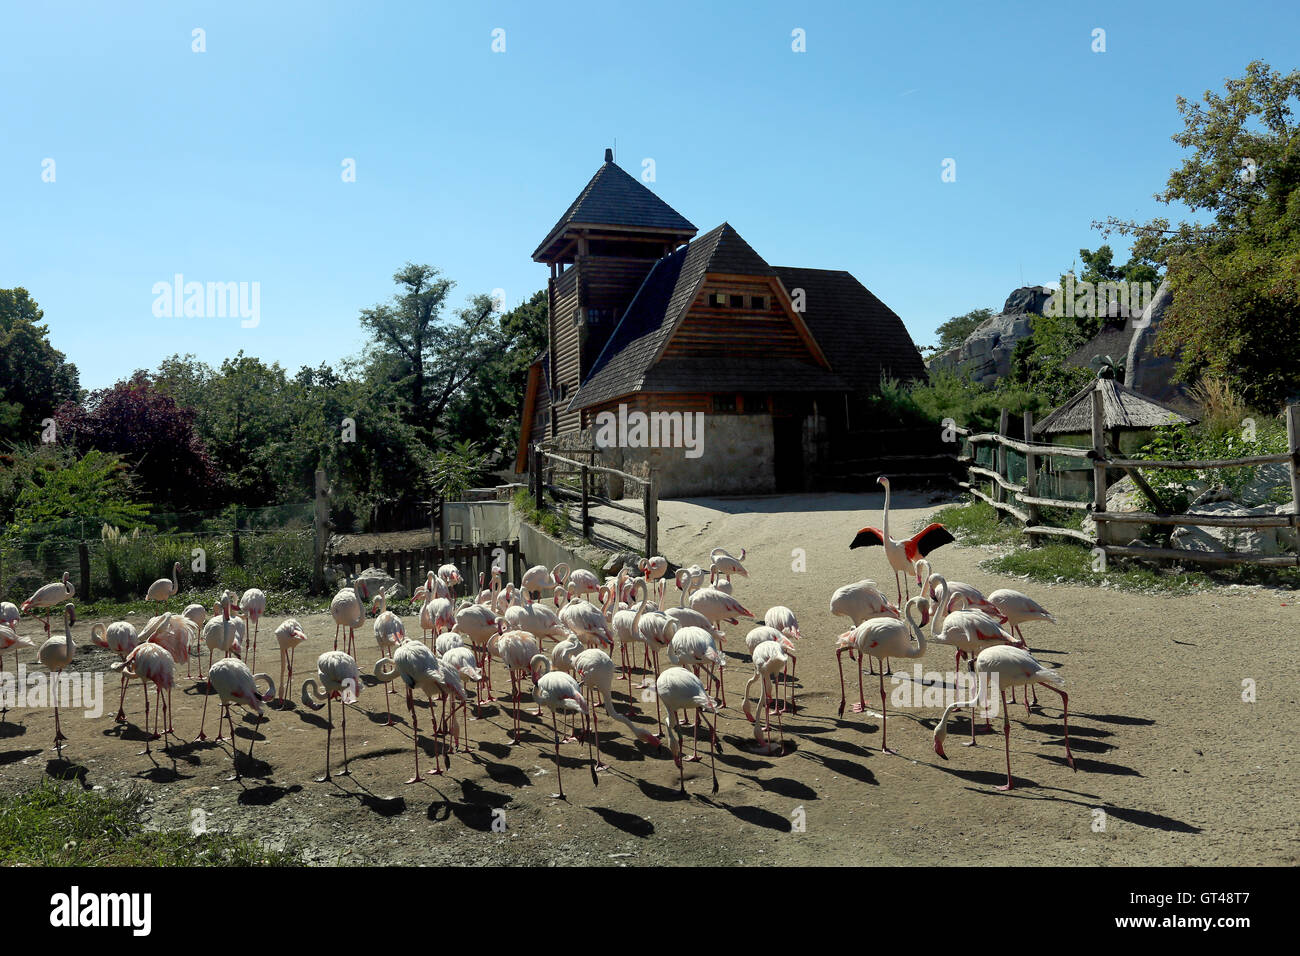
[1125,280,1192,408]
[928,286,1052,386]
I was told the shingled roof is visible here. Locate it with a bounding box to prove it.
[567,223,843,410]
[1034,375,1197,435]
[532,155,696,261]
[771,267,927,388]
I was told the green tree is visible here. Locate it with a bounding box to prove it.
[1098,61,1300,407]
[9,446,147,540]
[929,307,992,354]
[0,289,81,440]
[359,264,507,439]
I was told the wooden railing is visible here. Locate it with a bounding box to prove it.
[956,397,1300,567]
[530,444,657,557]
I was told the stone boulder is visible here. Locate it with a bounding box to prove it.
[1170,500,1286,555]
[354,567,406,601]
[1081,474,1146,537]
[928,286,1050,387]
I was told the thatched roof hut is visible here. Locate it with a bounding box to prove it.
[1033,376,1197,436]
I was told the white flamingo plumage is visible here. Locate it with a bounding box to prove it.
[742,640,789,755]
[301,649,362,780]
[36,604,77,754]
[329,577,368,656]
[90,620,140,722]
[830,579,899,677]
[203,657,274,779]
[529,654,593,800]
[654,666,720,796]
[112,643,176,754]
[763,605,803,712]
[199,596,241,681]
[933,644,1076,791]
[573,648,660,772]
[0,625,34,718]
[272,618,308,705]
[374,641,466,781]
[440,643,484,737]
[835,596,931,755]
[145,561,182,603]
[22,571,74,637]
[454,602,500,700]
[487,629,541,742]
[239,588,267,671]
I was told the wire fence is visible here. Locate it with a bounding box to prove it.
[0,503,315,604]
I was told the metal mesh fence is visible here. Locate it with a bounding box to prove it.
[0,503,315,604]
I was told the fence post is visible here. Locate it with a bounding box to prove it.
[1091,388,1108,547]
[995,409,1009,505]
[1023,411,1040,541]
[1287,405,1300,519]
[313,468,328,594]
[535,446,545,512]
[78,541,91,601]
[643,470,658,558]
[580,464,590,540]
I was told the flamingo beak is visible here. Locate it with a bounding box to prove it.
[934,739,947,760]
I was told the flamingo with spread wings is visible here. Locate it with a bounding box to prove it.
[850,476,954,604]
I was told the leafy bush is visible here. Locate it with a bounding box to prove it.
[1134,417,1287,507]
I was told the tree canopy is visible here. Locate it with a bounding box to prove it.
[1099,60,1300,408]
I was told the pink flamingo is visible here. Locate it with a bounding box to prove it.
[933,644,1076,790]
[488,629,541,743]
[850,476,954,604]
[22,571,74,637]
[273,618,308,705]
[0,625,35,719]
[834,596,929,754]
[530,654,593,800]
[90,620,140,721]
[36,605,76,755]
[113,643,176,755]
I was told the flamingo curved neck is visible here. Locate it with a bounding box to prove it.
[901,598,927,657]
[881,481,892,539]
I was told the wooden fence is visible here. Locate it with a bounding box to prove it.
[530,444,657,557]
[328,540,526,596]
[957,396,1300,568]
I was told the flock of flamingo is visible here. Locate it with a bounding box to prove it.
[0,476,1076,798]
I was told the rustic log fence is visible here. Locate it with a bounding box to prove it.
[529,444,657,557]
[956,396,1300,567]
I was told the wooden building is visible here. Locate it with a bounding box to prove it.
[516,149,929,496]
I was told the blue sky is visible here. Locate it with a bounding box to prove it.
[3,0,1295,390]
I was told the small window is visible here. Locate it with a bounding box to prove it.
[741,393,768,414]
[587,308,615,324]
[713,394,740,414]
[729,294,744,309]
[449,523,464,542]
[558,383,570,401]
[750,295,766,310]
[709,292,727,308]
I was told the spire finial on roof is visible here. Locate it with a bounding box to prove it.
[604,147,613,163]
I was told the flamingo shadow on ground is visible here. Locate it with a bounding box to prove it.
[721,803,793,832]
[810,733,875,759]
[0,722,28,739]
[1077,712,1155,726]
[713,745,773,772]
[45,758,90,786]
[0,748,43,765]
[479,758,532,789]
[740,774,818,800]
[592,737,649,764]
[797,750,878,785]
[590,805,655,838]
[458,778,513,809]
[1040,752,1142,777]
[237,783,302,806]
[634,776,693,802]
[1096,802,1202,833]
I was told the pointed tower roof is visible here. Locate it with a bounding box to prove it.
[533,149,697,262]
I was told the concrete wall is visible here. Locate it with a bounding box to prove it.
[516,521,602,578]
[443,501,518,544]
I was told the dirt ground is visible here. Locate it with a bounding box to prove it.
[2,490,1296,866]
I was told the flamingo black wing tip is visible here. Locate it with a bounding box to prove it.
[849,528,884,550]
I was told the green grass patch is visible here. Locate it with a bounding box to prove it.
[513,488,567,539]
[0,781,301,866]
